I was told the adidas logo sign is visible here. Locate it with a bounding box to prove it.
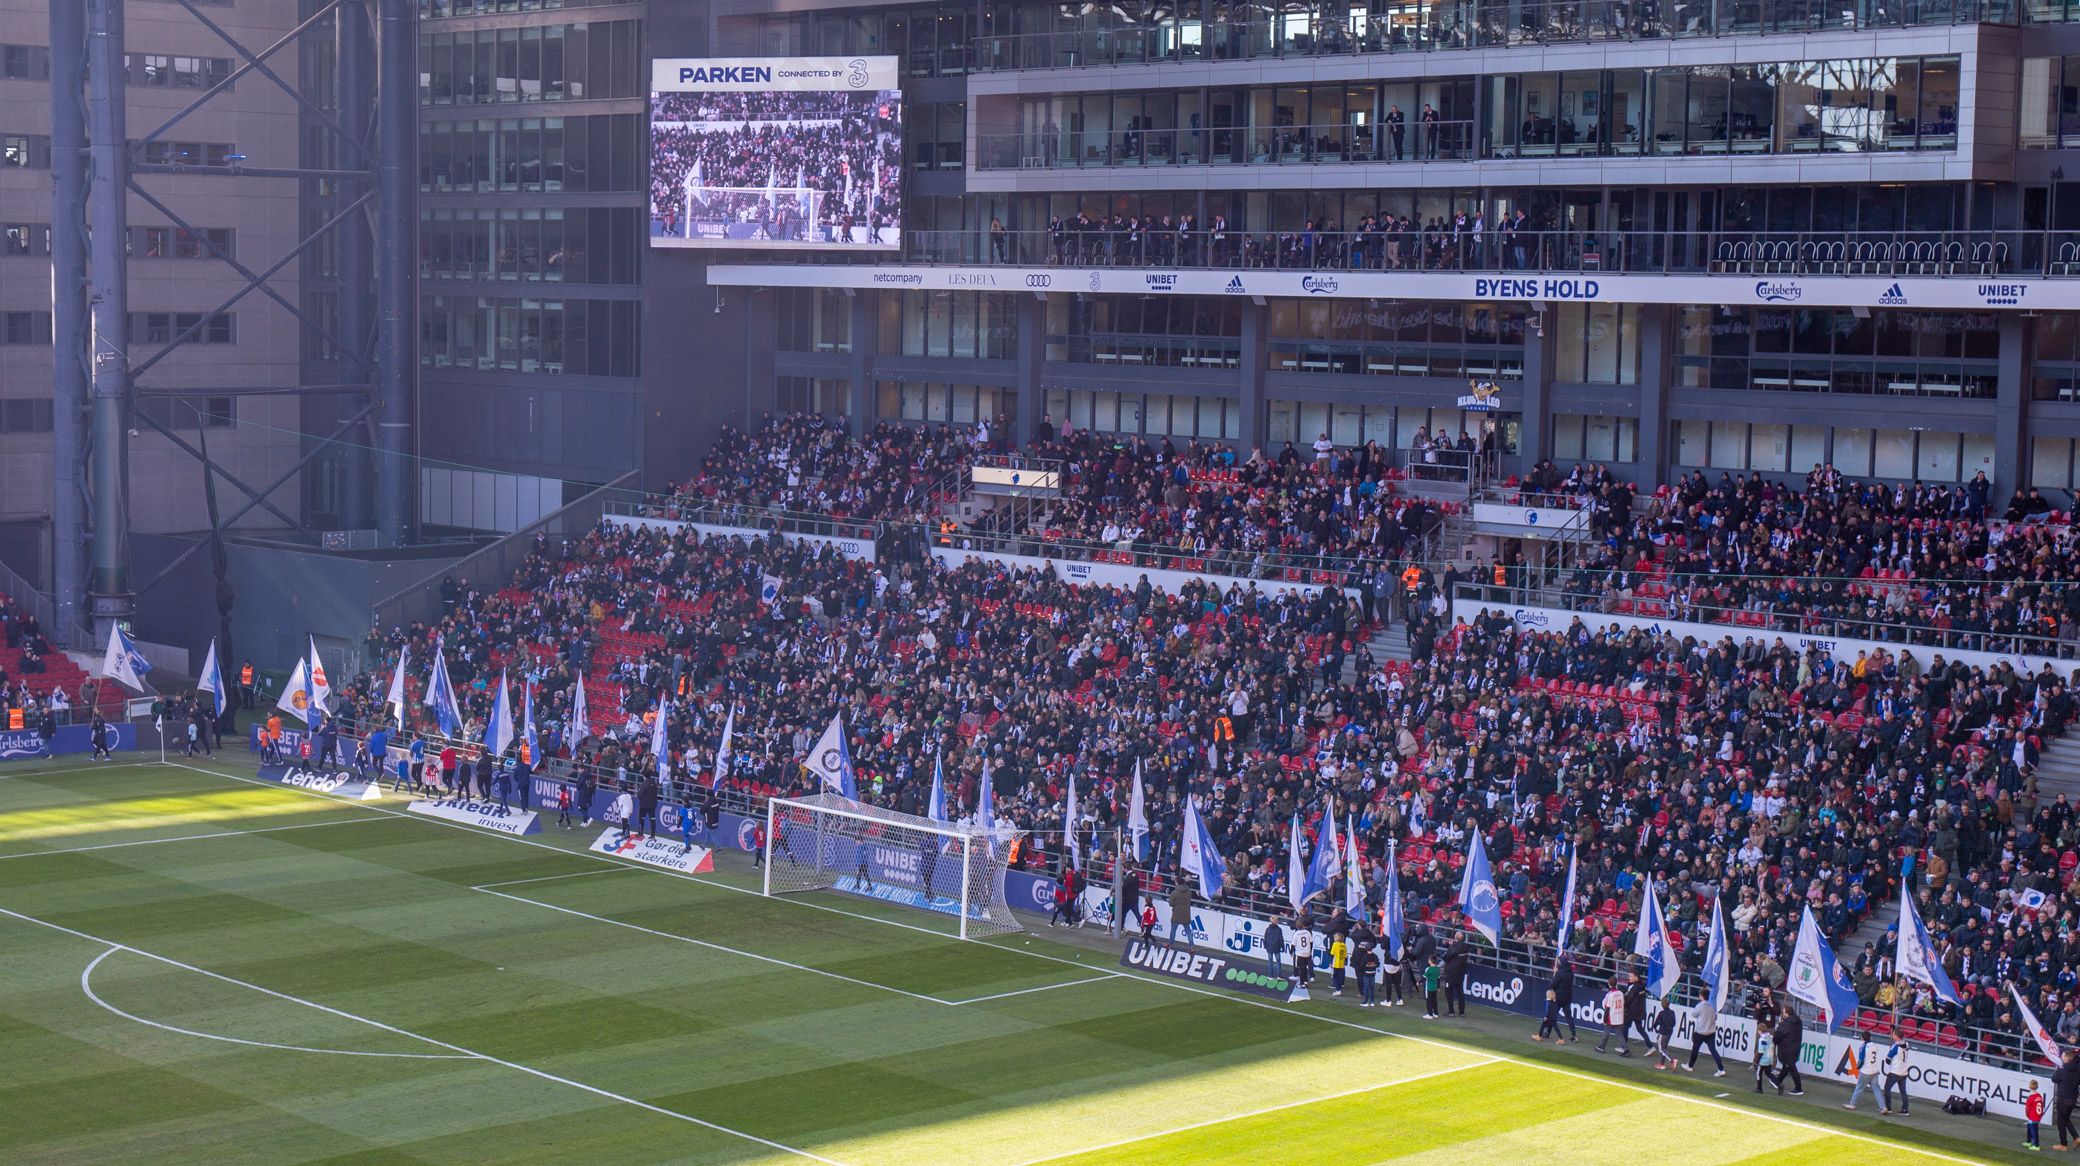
[1224,275,1247,294]
[1878,282,1907,306]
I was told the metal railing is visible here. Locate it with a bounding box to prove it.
[973,0,2014,72]
[977,120,1477,170]
[603,499,884,545]
[741,226,2076,280]
[371,471,641,633]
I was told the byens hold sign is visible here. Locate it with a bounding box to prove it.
[1119,938,1297,1001]
[408,796,542,835]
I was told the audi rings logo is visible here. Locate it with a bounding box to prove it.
[1024,274,1052,288]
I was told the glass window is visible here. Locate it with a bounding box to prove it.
[1873,428,1915,477]
[2033,436,2076,489]
[1916,431,1961,481]
[1675,419,1709,466]
[1751,423,1790,471]
[1709,421,1747,469]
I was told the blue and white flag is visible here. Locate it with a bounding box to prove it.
[760,574,782,606]
[423,643,461,737]
[1456,829,1502,947]
[1555,847,1579,954]
[383,642,409,730]
[977,758,995,829]
[522,680,541,764]
[1632,875,1683,1000]
[100,623,154,693]
[2014,982,2065,1065]
[1382,841,1406,960]
[569,678,590,741]
[650,695,671,784]
[1300,800,1340,906]
[1126,759,1149,864]
[1407,793,1427,838]
[1702,893,1732,1012]
[805,712,857,799]
[927,750,948,823]
[196,638,227,716]
[1343,813,1365,915]
[710,704,734,790]
[483,671,515,758]
[1179,794,1224,901]
[1896,884,1962,1008]
[1788,904,1861,1033]
[1286,812,1307,915]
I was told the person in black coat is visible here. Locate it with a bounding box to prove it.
[2054,1047,2080,1150]
[1442,936,1471,1015]
[1404,924,1437,999]
[1767,1008,1805,1095]
[1623,977,1651,1048]
[1263,918,1287,977]
[1536,954,1577,1042]
[473,749,494,800]
[638,772,661,835]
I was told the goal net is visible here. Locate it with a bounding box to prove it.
[678,185,826,243]
[762,793,1022,940]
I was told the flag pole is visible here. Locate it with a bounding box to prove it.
[1109,825,1125,938]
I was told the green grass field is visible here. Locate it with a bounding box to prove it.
[0,757,2021,1165]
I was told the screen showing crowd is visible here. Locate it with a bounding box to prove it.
[649,57,902,251]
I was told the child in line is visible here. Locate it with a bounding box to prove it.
[2026,1079,2046,1151]
[1422,957,1443,1017]
[1329,933,1350,996]
[557,784,575,829]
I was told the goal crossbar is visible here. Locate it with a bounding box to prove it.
[761,792,1021,940]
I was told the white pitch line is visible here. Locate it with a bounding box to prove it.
[80,947,475,1060]
[0,903,848,1166]
[0,814,392,861]
[1009,1056,1505,1166]
[150,759,1995,1166]
[477,885,958,1006]
[945,974,1122,1006]
[469,867,629,891]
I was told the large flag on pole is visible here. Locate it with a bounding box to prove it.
[424,643,461,737]
[711,704,734,791]
[383,643,409,730]
[101,623,153,693]
[1788,904,1860,1033]
[522,680,540,764]
[1126,759,1149,864]
[483,671,515,758]
[1896,884,1963,1008]
[196,638,227,716]
[1457,830,1502,947]
[928,751,948,823]
[1179,794,1224,901]
[275,658,314,724]
[2014,982,2064,1065]
[569,678,590,743]
[1300,800,1340,905]
[804,713,857,799]
[649,696,671,785]
[1342,813,1365,914]
[306,636,333,711]
[1064,771,1080,869]
[1555,847,1579,954]
[976,758,995,829]
[1632,875,1684,1000]
[1286,812,1307,915]
[1382,841,1406,959]
[1702,893,1733,1012]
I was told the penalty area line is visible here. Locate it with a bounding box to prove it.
[0,903,849,1166]
[0,814,393,861]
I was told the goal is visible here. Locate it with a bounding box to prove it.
[762,793,1021,939]
[679,185,826,243]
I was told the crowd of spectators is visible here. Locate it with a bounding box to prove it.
[1553,463,2080,659]
[315,416,2080,1070]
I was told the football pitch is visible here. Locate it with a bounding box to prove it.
[0,758,2021,1166]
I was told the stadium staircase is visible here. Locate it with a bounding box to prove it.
[2035,734,2080,801]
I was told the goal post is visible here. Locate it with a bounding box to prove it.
[761,792,1022,940]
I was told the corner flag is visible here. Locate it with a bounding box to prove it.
[196,638,227,716]
[101,624,153,693]
[1456,830,1502,947]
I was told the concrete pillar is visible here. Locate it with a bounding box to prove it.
[86,0,132,634]
[1013,293,1045,444]
[48,0,88,644]
[1995,314,2031,500]
[1634,303,1674,491]
[847,292,871,435]
[1238,299,1268,453]
[1518,306,1553,467]
[374,0,419,546]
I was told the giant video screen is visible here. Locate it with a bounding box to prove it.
[649,57,902,251]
